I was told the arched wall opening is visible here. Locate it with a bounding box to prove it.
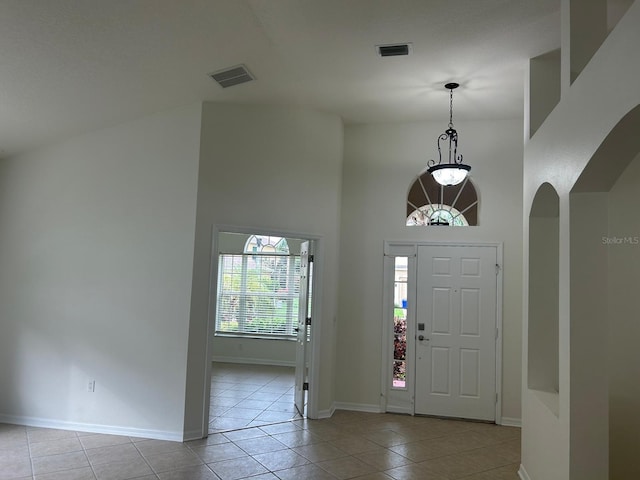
[528,182,560,415]
[570,104,640,479]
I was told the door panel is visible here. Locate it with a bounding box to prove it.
[460,348,480,397]
[415,245,497,421]
[294,241,311,416]
[460,289,480,335]
[430,347,451,394]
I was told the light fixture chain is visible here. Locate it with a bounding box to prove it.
[449,87,454,128]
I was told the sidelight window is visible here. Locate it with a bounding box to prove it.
[392,257,408,389]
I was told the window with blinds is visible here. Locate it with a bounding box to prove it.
[216,253,301,338]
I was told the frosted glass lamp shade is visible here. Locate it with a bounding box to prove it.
[428,163,471,186]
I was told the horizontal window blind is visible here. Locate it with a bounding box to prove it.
[216,254,301,337]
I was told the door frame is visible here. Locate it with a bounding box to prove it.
[201,224,324,433]
[381,240,504,424]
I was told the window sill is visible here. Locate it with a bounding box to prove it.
[214,333,296,341]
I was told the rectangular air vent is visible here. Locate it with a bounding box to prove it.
[376,43,412,57]
[209,64,254,88]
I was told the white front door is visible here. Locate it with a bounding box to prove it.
[294,241,311,416]
[414,245,497,421]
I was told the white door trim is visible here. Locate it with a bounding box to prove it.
[381,240,504,424]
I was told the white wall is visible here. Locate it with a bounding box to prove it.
[528,214,559,395]
[183,103,343,435]
[522,1,640,478]
[0,104,201,440]
[339,118,524,421]
[569,192,609,480]
[607,153,640,479]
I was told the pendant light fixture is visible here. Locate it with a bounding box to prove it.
[427,82,471,186]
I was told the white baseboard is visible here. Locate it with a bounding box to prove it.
[0,414,183,442]
[384,406,413,415]
[499,416,522,427]
[211,356,295,367]
[333,402,384,413]
[518,464,531,480]
[183,429,205,442]
[316,403,336,419]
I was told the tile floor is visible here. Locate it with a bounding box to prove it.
[208,363,302,433]
[0,363,521,480]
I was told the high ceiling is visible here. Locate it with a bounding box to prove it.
[0,0,564,157]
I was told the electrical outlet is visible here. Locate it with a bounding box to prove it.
[87,380,95,393]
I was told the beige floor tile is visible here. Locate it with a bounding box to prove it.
[86,442,144,466]
[34,465,96,480]
[223,427,267,442]
[437,431,498,453]
[328,436,385,455]
[27,427,77,444]
[271,429,323,448]
[0,456,32,480]
[255,411,298,423]
[259,422,301,435]
[210,417,252,432]
[355,449,413,470]
[209,456,268,480]
[363,431,411,448]
[302,423,348,441]
[92,456,154,480]
[416,452,493,479]
[233,436,288,455]
[191,442,247,463]
[157,464,219,480]
[187,433,230,448]
[241,399,274,410]
[224,408,263,420]
[144,448,203,473]
[80,434,132,450]
[32,450,90,476]
[253,448,310,471]
[0,444,30,463]
[458,462,520,479]
[351,473,394,480]
[466,423,520,442]
[211,397,241,408]
[384,463,449,480]
[133,439,186,456]
[316,455,378,479]
[389,436,468,462]
[30,436,84,457]
[293,442,350,463]
[494,439,521,464]
[272,463,338,480]
[0,426,28,450]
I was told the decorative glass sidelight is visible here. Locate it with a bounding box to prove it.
[392,257,408,388]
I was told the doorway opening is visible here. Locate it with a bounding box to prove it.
[381,241,503,423]
[204,227,320,433]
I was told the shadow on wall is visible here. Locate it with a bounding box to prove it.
[570,104,640,479]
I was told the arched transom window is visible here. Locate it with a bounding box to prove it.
[406,171,478,226]
[244,235,290,254]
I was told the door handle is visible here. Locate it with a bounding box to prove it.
[418,335,430,342]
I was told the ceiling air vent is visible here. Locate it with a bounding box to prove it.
[209,64,254,88]
[376,43,412,57]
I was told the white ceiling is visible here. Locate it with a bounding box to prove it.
[0,0,564,157]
